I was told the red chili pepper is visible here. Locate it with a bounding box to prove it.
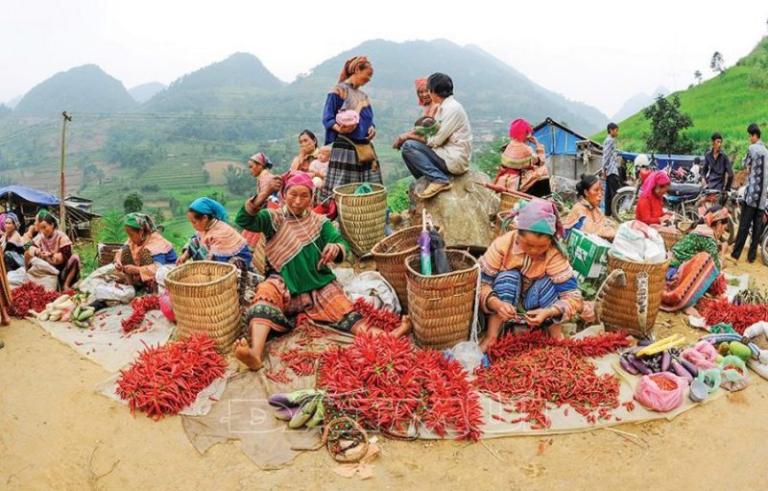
[10,282,61,318]
[121,295,161,334]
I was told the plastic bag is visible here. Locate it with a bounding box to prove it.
[26,257,59,291]
[610,220,666,263]
[78,264,136,304]
[681,341,718,369]
[720,355,749,391]
[450,341,484,372]
[634,372,686,412]
[338,270,401,314]
[7,267,28,288]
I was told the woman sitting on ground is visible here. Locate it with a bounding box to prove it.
[114,213,177,290]
[563,174,617,241]
[494,119,550,197]
[233,172,409,370]
[177,198,252,271]
[661,206,730,312]
[478,198,583,352]
[1,213,26,271]
[635,170,673,227]
[290,130,319,173]
[24,211,81,290]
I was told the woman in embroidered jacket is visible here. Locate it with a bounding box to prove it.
[24,211,81,290]
[1,212,25,271]
[234,172,409,370]
[114,213,177,290]
[177,198,252,270]
[478,198,582,352]
[563,174,617,240]
[494,119,550,196]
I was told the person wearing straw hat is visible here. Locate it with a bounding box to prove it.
[478,198,582,352]
[178,197,252,272]
[114,213,177,290]
[234,171,410,370]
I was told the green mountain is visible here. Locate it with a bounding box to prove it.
[607,37,768,157]
[143,52,285,112]
[129,82,166,104]
[14,64,137,116]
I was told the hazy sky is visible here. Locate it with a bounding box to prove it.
[2,0,766,116]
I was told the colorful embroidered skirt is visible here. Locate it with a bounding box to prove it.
[661,252,719,312]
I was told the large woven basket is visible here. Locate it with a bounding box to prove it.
[165,261,241,353]
[600,253,669,338]
[251,234,267,276]
[371,225,440,312]
[499,190,533,213]
[658,229,682,252]
[97,242,123,266]
[406,250,479,349]
[334,182,387,257]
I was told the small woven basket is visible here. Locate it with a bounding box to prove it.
[405,250,479,349]
[601,253,669,338]
[334,182,387,257]
[165,261,241,353]
[97,242,123,266]
[499,190,533,213]
[371,225,440,312]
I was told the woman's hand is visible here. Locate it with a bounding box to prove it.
[525,307,558,326]
[334,123,357,135]
[122,265,140,275]
[367,126,376,140]
[176,253,188,265]
[318,244,340,268]
[490,297,518,322]
[392,135,406,150]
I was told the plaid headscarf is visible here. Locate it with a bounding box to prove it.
[338,56,370,83]
[516,198,564,238]
[5,212,20,229]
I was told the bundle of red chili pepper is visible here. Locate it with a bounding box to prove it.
[10,282,63,318]
[121,294,160,333]
[474,331,629,429]
[318,333,483,441]
[697,298,768,334]
[279,348,321,376]
[352,298,400,332]
[115,334,227,420]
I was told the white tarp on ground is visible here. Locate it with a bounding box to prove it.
[33,306,173,372]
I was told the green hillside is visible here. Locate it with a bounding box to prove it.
[603,37,768,159]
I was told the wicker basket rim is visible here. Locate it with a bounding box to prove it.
[404,250,479,279]
[607,252,669,267]
[371,225,443,258]
[165,261,237,288]
[333,182,386,198]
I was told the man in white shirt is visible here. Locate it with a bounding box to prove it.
[394,73,473,199]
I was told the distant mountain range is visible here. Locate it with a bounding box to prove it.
[5,40,608,134]
[611,86,668,122]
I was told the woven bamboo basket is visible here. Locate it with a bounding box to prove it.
[97,242,123,266]
[600,253,669,338]
[251,235,267,276]
[495,212,517,237]
[333,182,387,257]
[658,229,682,252]
[371,225,440,311]
[405,250,479,349]
[165,261,241,353]
[499,190,533,213]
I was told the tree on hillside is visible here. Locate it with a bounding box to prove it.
[710,52,725,75]
[694,70,702,85]
[123,192,144,213]
[223,165,253,196]
[643,95,694,155]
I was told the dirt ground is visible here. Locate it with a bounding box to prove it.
[2,259,768,490]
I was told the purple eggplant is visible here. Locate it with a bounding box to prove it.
[637,338,653,347]
[274,406,301,421]
[678,358,699,378]
[268,393,291,408]
[670,359,693,383]
[661,351,671,372]
[620,353,639,375]
[628,353,652,375]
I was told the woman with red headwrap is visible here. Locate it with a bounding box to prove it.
[414,78,437,118]
[494,119,551,196]
[635,170,672,226]
[234,172,409,369]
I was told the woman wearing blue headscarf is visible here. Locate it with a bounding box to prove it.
[1,212,25,271]
[177,197,252,270]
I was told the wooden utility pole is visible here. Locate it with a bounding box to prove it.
[59,111,72,230]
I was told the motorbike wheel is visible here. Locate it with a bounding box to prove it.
[611,189,637,222]
[761,231,768,266]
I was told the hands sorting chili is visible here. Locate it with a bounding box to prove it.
[121,295,161,333]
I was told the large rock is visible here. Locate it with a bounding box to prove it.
[410,171,499,247]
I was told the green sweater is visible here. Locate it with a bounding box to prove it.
[670,232,720,270]
[235,207,349,295]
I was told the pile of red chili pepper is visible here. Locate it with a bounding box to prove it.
[121,294,160,333]
[279,348,321,376]
[318,333,483,441]
[708,275,727,298]
[474,331,630,429]
[115,334,227,420]
[352,298,401,332]
[10,282,63,318]
[697,298,768,334]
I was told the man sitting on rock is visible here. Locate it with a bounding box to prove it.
[393,72,473,200]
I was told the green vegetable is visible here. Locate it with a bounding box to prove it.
[729,341,752,361]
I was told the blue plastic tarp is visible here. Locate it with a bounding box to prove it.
[534,124,580,155]
[618,152,703,170]
[0,185,60,206]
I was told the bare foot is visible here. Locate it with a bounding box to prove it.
[233,337,263,371]
[1,312,10,326]
[391,315,412,338]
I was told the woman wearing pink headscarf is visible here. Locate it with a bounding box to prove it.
[494,118,550,196]
[635,170,672,226]
[234,172,409,370]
